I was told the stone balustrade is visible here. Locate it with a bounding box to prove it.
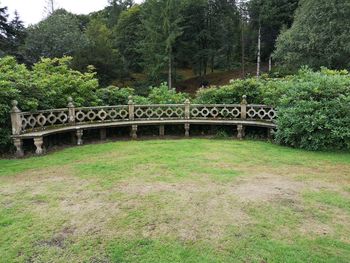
[10,96,277,156]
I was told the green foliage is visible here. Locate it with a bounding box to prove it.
[114,5,143,73]
[248,0,299,60]
[0,56,99,151]
[95,86,150,105]
[275,68,350,150]
[194,78,263,104]
[274,0,350,70]
[140,0,183,84]
[73,18,125,85]
[24,9,88,64]
[147,83,188,104]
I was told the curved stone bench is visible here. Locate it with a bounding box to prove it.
[10,96,277,156]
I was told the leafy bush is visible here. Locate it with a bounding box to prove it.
[0,56,100,152]
[194,78,263,104]
[96,86,150,105]
[147,83,188,104]
[275,68,350,150]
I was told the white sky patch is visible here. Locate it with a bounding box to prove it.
[1,0,142,26]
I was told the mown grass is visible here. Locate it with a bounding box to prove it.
[0,139,350,263]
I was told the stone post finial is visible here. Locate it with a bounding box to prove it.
[11,100,20,112]
[128,95,133,105]
[67,96,74,108]
[241,95,247,105]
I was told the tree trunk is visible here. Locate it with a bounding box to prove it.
[241,20,245,78]
[168,51,172,89]
[257,24,261,77]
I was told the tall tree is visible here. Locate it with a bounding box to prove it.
[8,11,27,62]
[0,6,11,56]
[115,5,143,73]
[274,0,350,70]
[140,0,183,87]
[24,9,88,64]
[248,0,299,63]
[44,0,57,16]
[74,18,125,85]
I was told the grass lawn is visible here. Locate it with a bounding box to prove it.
[1,139,350,263]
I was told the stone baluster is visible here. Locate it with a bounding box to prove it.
[67,97,75,125]
[159,125,165,137]
[76,129,84,145]
[34,137,44,155]
[131,125,138,139]
[128,96,134,121]
[240,95,247,119]
[237,124,244,140]
[13,138,24,157]
[184,99,190,120]
[185,123,190,137]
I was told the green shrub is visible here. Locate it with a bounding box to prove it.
[275,68,350,150]
[194,78,263,104]
[96,86,134,105]
[0,56,100,152]
[147,83,188,104]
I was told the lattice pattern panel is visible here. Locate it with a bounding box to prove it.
[21,109,69,132]
[75,106,129,123]
[247,106,277,121]
[190,105,241,119]
[134,105,185,120]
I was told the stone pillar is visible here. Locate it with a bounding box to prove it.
[237,124,245,140]
[34,137,44,155]
[240,95,247,119]
[13,138,24,157]
[184,99,190,120]
[128,96,134,121]
[76,129,83,145]
[10,100,22,136]
[67,97,75,125]
[131,125,138,139]
[159,125,165,137]
[185,123,190,137]
[100,128,107,140]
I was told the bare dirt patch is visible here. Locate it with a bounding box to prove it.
[38,226,76,249]
[231,173,306,202]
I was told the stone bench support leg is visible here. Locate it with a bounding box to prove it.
[100,128,107,140]
[71,132,77,145]
[13,138,24,157]
[268,128,275,140]
[237,125,245,140]
[131,125,138,139]
[159,125,165,137]
[34,137,44,155]
[185,124,190,137]
[76,129,83,145]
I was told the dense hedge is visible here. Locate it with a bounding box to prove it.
[1,56,349,152]
[274,68,350,150]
